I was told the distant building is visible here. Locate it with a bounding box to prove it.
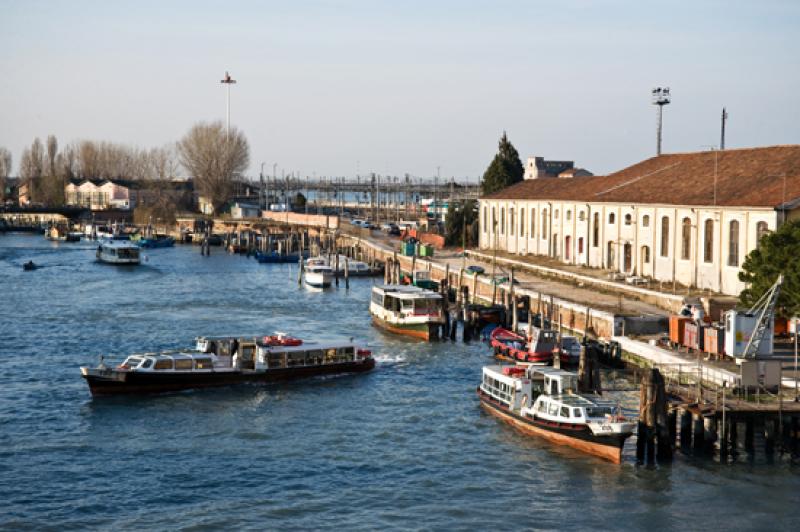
[524,156,593,180]
[65,178,137,210]
[480,145,800,296]
[230,202,261,219]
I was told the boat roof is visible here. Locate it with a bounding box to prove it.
[374,284,442,299]
[542,393,618,409]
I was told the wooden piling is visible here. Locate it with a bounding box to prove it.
[344,255,350,289]
[680,408,693,448]
[335,252,340,287]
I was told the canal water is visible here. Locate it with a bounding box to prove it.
[1,233,797,530]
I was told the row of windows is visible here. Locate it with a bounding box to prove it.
[484,205,770,265]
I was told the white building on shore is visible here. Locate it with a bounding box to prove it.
[479,145,800,296]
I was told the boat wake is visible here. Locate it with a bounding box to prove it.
[373,353,407,365]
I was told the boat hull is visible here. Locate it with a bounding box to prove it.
[477,388,628,464]
[371,315,440,341]
[83,358,375,396]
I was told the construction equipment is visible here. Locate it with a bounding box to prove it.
[734,274,783,362]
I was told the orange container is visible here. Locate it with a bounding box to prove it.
[774,317,788,336]
[683,322,705,351]
[669,315,691,345]
[704,326,725,355]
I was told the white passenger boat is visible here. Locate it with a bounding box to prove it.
[80,333,375,396]
[477,365,636,463]
[369,284,445,341]
[305,264,334,288]
[306,255,376,276]
[96,235,141,265]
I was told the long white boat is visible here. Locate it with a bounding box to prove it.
[478,365,636,463]
[306,255,376,276]
[80,333,375,396]
[369,284,445,341]
[305,264,334,288]
[96,235,141,265]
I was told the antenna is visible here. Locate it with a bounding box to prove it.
[720,107,728,150]
[652,87,671,156]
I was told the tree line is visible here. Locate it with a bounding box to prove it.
[0,121,249,217]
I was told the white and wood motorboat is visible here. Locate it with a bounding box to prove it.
[80,333,375,396]
[96,235,141,265]
[369,284,445,341]
[305,264,334,288]
[306,255,376,276]
[477,365,636,463]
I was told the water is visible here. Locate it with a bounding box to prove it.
[1,233,797,530]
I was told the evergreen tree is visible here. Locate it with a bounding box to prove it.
[738,219,800,317]
[481,132,525,196]
[445,199,478,247]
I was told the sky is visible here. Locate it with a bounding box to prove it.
[1,0,799,181]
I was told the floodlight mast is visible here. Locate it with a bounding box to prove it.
[652,87,671,156]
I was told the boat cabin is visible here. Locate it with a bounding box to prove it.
[371,285,443,318]
[480,365,579,412]
[528,394,619,425]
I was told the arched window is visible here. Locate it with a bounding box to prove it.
[579,210,586,222]
[728,220,740,266]
[555,209,559,219]
[542,210,548,238]
[609,213,615,224]
[483,206,488,232]
[593,212,599,247]
[492,207,496,231]
[520,208,525,237]
[500,208,505,235]
[509,208,515,236]
[624,213,632,225]
[642,215,650,228]
[531,208,536,238]
[704,219,714,263]
[607,241,615,268]
[660,216,670,257]
[578,237,584,254]
[756,221,769,249]
[681,217,691,260]
[566,210,572,221]
[642,245,650,263]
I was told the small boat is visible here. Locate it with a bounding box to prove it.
[306,255,378,276]
[490,327,556,365]
[96,235,141,265]
[23,260,37,271]
[305,264,334,288]
[369,284,445,341]
[255,250,308,263]
[477,365,636,463]
[138,235,175,248]
[45,225,81,242]
[80,333,375,396]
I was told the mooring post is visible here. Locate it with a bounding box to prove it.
[335,252,340,287]
[745,417,755,453]
[298,254,304,285]
[693,413,705,452]
[344,255,350,289]
[680,408,693,448]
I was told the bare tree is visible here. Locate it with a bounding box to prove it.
[178,121,249,214]
[0,147,11,203]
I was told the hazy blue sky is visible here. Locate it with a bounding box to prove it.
[1,0,798,180]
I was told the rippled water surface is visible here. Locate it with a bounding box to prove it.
[1,233,798,530]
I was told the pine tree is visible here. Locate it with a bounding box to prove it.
[480,132,525,196]
[738,219,800,317]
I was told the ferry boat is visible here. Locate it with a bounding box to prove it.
[478,365,636,463]
[305,264,334,288]
[490,326,557,365]
[369,284,445,341]
[96,235,141,265]
[80,333,375,396]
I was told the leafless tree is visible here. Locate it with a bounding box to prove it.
[178,121,249,214]
[0,147,11,203]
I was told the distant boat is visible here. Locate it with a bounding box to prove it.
[255,250,309,263]
[96,235,141,265]
[138,235,175,248]
[490,326,556,365]
[306,255,378,276]
[23,260,37,271]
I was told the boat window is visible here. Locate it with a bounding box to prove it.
[288,352,307,366]
[240,345,256,360]
[548,403,559,416]
[154,359,173,370]
[268,351,286,368]
[586,407,612,418]
[401,299,413,310]
[194,358,213,369]
[560,407,570,418]
[175,359,193,370]
[371,292,384,306]
[140,359,153,369]
[572,408,582,418]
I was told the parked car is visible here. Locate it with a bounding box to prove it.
[466,265,485,275]
[560,336,582,363]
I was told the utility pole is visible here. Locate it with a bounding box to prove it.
[652,87,671,156]
[720,107,728,150]
[220,71,237,141]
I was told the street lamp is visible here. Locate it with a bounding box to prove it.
[220,71,237,141]
[652,87,671,156]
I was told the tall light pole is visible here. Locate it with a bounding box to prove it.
[220,71,237,140]
[652,87,671,156]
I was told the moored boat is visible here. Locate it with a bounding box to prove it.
[477,365,635,463]
[369,284,445,341]
[306,255,377,276]
[96,235,141,265]
[305,264,333,288]
[80,333,375,396]
[138,235,175,248]
[490,326,556,365]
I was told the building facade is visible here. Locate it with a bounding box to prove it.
[65,179,136,210]
[480,146,800,296]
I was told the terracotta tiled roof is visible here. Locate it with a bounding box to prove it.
[483,145,800,208]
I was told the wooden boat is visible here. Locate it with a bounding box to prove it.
[305,264,333,288]
[369,284,445,341]
[80,333,375,396]
[478,365,635,463]
[96,235,141,265]
[490,327,556,365]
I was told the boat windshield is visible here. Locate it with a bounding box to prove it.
[586,406,613,418]
[413,299,438,315]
